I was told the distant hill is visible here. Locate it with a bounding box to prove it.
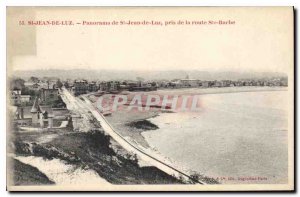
[12,69,287,81]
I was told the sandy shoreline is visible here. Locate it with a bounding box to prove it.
[106,111,159,148]
[153,86,287,95]
[99,86,289,184]
[103,86,287,148]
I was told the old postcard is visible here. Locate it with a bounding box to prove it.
[6,7,294,191]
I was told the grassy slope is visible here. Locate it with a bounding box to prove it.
[48,131,182,184]
[12,130,183,185]
[12,158,54,186]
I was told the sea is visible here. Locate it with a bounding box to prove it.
[143,90,289,184]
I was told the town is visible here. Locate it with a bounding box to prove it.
[10,75,288,107]
[8,74,287,132]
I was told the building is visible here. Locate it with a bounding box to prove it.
[166,81,182,88]
[25,82,47,90]
[10,90,31,106]
[99,81,109,91]
[214,81,222,87]
[30,97,57,128]
[11,91,21,105]
[87,81,99,92]
[24,82,40,90]
[129,84,158,91]
[40,86,59,103]
[200,81,210,88]
[280,78,288,86]
[72,80,88,96]
[179,79,200,87]
[107,81,120,92]
[20,95,31,103]
[156,81,169,88]
[127,81,140,88]
[220,80,231,87]
[234,81,244,87]
[31,98,41,125]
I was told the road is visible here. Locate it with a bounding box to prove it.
[60,87,205,184]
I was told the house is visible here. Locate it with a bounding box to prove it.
[280,78,288,86]
[25,81,50,90]
[167,81,182,88]
[30,97,56,128]
[156,81,169,88]
[72,80,88,96]
[214,81,222,87]
[40,87,59,102]
[10,90,31,105]
[179,79,200,87]
[30,98,41,125]
[25,82,40,90]
[128,81,140,87]
[107,81,120,92]
[20,95,31,103]
[234,81,244,86]
[220,80,231,87]
[11,91,21,105]
[200,81,210,88]
[87,81,98,92]
[129,81,158,91]
[98,81,121,92]
[99,81,109,91]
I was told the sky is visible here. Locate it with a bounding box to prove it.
[8,7,293,73]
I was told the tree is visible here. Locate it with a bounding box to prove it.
[10,78,25,90]
[29,76,39,83]
[56,79,63,89]
[64,81,69,88]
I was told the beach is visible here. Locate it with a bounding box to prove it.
[97,86,288,184]
[103,86,287,148]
